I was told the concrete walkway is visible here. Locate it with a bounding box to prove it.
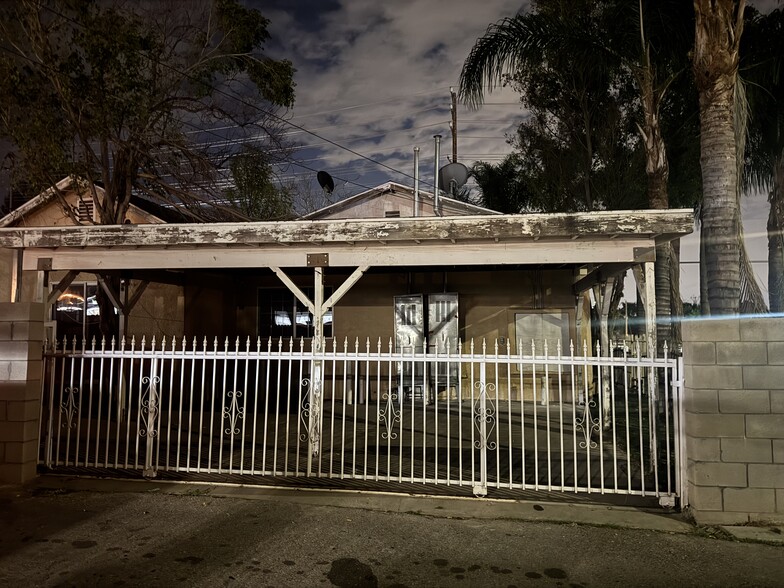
[0,475,782,587]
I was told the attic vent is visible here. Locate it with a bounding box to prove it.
[385,210,401,218]
[77,199,94,222]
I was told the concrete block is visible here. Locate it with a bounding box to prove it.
[683,319,740,343]
[768,342,784,365]
[0,400,5,421]
[689,462,747,487]
[685,388,718,414]
[746,414,784,439]
[0,323,11,340]
[690,510,749,525]
[721,438,773,463]
[0,380,44,402]
[0,461,37,484]
[688,484,723,511]
[744,366,784,390]
[0,359,42,382]
[4,439,39,463]
[723,488,776,512]
[687,436,721,462]
[719,389,770,414]
[774,440,784,463]
[683,341,715,365]
[0,420,38,443]
[778,490,784,513]
[6,399,40,422]
[716,342,767,365]
[0,303,44,323]
[686,413,745,438]
[771,391,784,413]
[688,365,742,390]
[0,341,43,361]
[11,321,44,342]
[748,464,784,488]
[741,318,784,342]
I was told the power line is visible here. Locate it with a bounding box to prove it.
[25,3,440,190]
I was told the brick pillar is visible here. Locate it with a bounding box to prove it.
[0,302,44,483]
[683,317,784,524]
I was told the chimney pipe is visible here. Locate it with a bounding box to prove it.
[413,147,420,217]
[433,134,442,216]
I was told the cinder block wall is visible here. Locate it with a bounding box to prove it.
[0,302,44,483]
[683,318,784,524]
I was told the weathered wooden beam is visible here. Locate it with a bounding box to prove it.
[97,275,122,311]
[0,209,694,249]
[572,263,631,294]
[125,280,149,313]
[322,265,370,312]
[20,239,657,272]
[47,270,79,306]
[270,266,315,313]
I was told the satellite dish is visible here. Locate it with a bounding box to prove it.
[317,171,335,194]
[438,162,469,194]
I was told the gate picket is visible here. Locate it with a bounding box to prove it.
[39,335,683,504]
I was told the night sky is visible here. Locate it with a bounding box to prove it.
[0,0,779,299]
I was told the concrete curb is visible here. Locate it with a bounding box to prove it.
[23,475,695,534]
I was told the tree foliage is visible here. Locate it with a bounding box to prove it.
[0,0,296,224]
[224,147,293,221]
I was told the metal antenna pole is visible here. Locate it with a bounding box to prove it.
[450,87,458,163]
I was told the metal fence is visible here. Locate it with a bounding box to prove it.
[39,335,684,503]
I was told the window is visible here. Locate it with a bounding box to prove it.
[53,282,101,343]
[514,310,569,354]
[258,287,333,340]
[76,199,94,222]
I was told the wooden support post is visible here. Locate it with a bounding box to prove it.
[599,278,615,429]
[118,279,128,342]
[643,261,657,359]
[308,266,325,473]
[10,250,22,303]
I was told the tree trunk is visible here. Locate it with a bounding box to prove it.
[769,153,784,313]
[693,0,745,315]
[639,74,671,351]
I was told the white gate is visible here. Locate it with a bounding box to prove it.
[39,336,683,503]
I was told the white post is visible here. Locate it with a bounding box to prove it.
[414,147,420,217]
[308,266,325,472]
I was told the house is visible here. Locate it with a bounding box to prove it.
[0,180,694,499]
[0,178,693,392]
[0,176,185,342]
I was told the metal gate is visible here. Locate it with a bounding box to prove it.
[39,336,684,504]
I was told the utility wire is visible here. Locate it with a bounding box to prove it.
[30,3,442,190]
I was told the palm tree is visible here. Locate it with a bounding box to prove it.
[692,0,747,315]
[459,1,692,347]
[742,8,784,312]
[459,3,619,212]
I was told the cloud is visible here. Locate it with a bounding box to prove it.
[258,0,527,191]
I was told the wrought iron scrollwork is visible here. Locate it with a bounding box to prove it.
[299,378,322,455]
[139,376,160,438]
[473,381,497,450]
[60,387,79,429]
[223,391,244,435]
[379,391,401,440]
[575,397,600,449]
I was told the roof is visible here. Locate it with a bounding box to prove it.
[0,176,167,227]
[300,181,501,220]
[0,209,694,278]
